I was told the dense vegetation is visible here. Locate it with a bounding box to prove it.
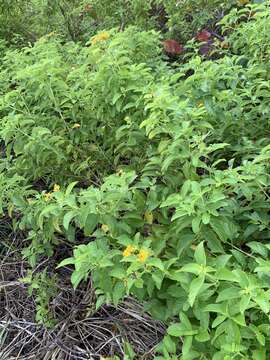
[1,0,270,359]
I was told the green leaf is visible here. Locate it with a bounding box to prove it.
[216,268,238,282]
[71,271,84,289]
[163,335,176,354]
[95,295,106,310]
[152,272,164,289]
[112,282,125,306]
[247,241,268,258]
[180,263,201,275]
[84,214,98,236]
[204,303,227,315]
[252,348,266,360]
[194,242,206,265]
[250,324,265,346]
[123,341,136,360]
[216,287,240,302]
[254,292,270,313]
[167,323,184,337]
[63,210,77,230]
[110,267,126,279]
[195,329,210,342]
[148,258,164,271]
[179,311,192,328]
[188,274,205,307]
[202,212,210,225]
[212,315,226,328]
[210,217,237,242]
[239,294,251,314]
[232,313,245,326]
[167,323,198,337]
[57,257,75,268]
[182,335,193,357]
[203,228,224,254]
[65,181,78,195]
[192,217,201,234]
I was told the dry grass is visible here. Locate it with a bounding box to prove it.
[0,227,165,359]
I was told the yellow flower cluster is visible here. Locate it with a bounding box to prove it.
[53,184,60,192]
[138,249,150,263]
[123,244,136,257]
[43,184,60,202]
[101,224,109,233]
[44,192,52,202]
[144,210,153,225]
[122,245,150,263]
[91,31,110,45]
[116,168,123,176]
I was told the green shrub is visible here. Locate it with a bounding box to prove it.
[1,1,270,359]
[0,28,160,183]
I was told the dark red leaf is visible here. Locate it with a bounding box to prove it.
[196,30,212,42]
[163,39,184,55]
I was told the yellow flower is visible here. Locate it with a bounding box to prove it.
[220,41,229,49]
[91,31,110,45]
[116,168,123,176]
[72,123,81,129]
[197,101,204,108]
[101,224,109,233]
[44,192,52,202]
[123,245,136,257]
[53,184,60,192]
[144,211,153,225]
[137,249,150,263]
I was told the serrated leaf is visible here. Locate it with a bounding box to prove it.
[152,272,164,289]
[194,242,206,265]
[254,293,270,313]
[216,287,240,302]
[239,294,251,314]
[110,267,126,279]
[84,214,98,236]
[112,282,125,306]
[188,274,205,307]
[192,217,201,234]
[216,268,238,282]
[148,258,164,271]
[180,263,201,275]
